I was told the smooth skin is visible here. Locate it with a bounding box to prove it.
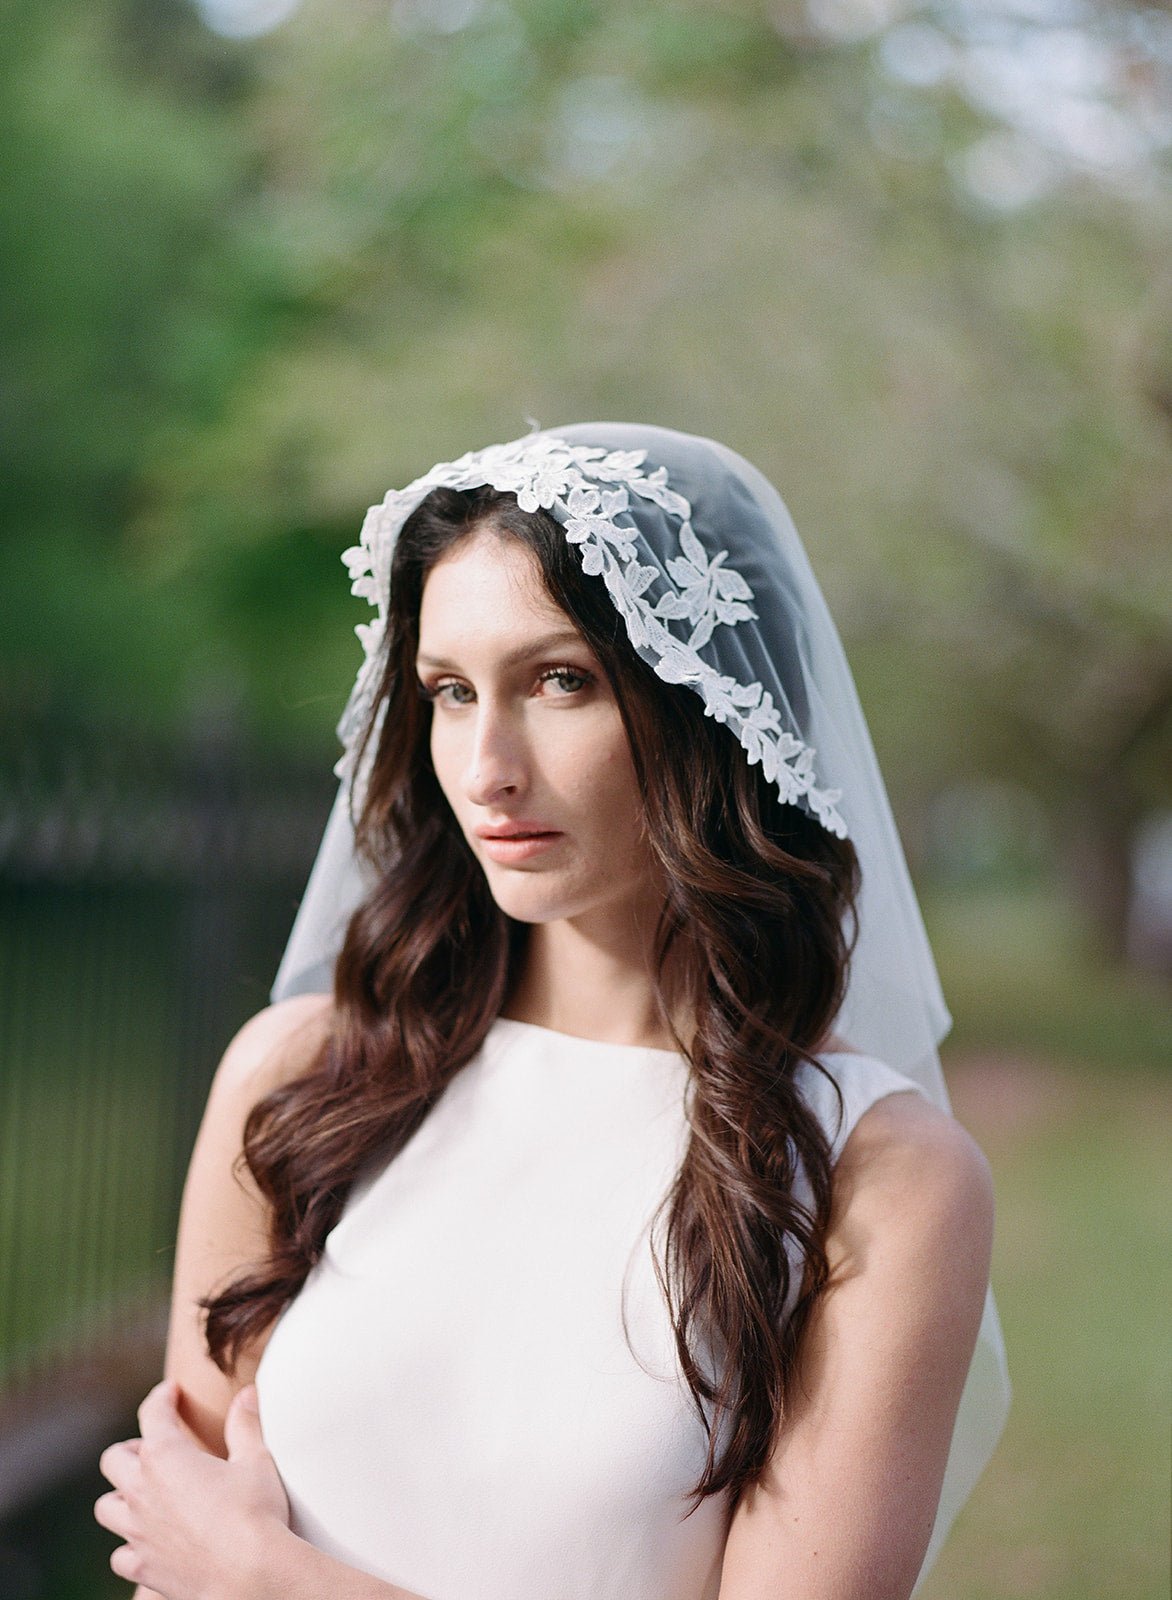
[96,531,994,1599]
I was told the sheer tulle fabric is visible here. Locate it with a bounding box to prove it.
[271,421,1009,1590]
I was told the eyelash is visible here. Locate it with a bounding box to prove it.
[417,665,595,707]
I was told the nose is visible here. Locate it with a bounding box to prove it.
[462,697,527,808]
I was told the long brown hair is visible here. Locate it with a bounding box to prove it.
[202,484,862,1512]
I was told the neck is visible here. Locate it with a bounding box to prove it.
[502,901,688,1053]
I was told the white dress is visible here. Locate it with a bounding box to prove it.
[253,1015,926,1600]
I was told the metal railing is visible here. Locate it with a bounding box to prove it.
[0,713,335,1514]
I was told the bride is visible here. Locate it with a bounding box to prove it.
[95,422,1009,1600]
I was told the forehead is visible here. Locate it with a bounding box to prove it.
[416,529,582,655]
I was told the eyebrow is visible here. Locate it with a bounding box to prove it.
[416,630,588,671]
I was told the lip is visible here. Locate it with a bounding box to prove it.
[474,822,559,839]
[476,829,564,864]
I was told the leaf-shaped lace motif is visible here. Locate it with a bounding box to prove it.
[337,429,848,837]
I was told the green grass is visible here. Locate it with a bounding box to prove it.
[60,1058,1172,1600]
[921,1059,1171,1599]
[917,878,1171,1599]
[5,877,1171,1597]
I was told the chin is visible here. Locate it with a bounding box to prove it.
[487,892,571,925]
[480,874,578,925]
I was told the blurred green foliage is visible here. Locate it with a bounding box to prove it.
[1,3,291,749]
[1,0,1169,936]
[923,880,1171,1069]
[2,878,1167,1599]
[2,11,1168,1591]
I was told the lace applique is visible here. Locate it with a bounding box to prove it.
[338,430,848,839]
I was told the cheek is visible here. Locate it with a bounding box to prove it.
[577,731,643,834]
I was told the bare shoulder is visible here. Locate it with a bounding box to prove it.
[719,1090,996,1595]
[161,993,333,1454]
[838,1088,993,1201]
[211,991,335,1106]
[829,1088,995,1281]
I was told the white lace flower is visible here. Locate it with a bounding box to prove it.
[652,637,704,686]
[563,484,637,561]
[333,428,849,838]
[517,455,577,512]
[657,521,757,649]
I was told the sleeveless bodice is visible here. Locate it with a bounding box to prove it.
[253,1017,925,1600]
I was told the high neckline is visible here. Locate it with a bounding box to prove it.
[489,1014,686,1061]
[490,1015,867,1067]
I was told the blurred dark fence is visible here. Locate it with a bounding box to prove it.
[0,711,335,1518]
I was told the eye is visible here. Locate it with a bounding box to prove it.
[538,666,593,695]
[417,664,596,707]
[417,678,474,707]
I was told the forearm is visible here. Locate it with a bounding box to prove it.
[243,1519,427,1600]
[125,1527,426,1600]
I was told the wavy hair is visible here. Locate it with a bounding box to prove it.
[201,484,862,1512]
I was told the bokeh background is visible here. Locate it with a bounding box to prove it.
[1,1,1169,1595]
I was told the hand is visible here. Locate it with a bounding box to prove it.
[95,1379,291,1600]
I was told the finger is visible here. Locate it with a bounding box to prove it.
[98,1439,142,1490]
[223,1383,269,1461]
[93,1489,134,1539]
[137,1377,182,1437]
[109,1541,144,1585]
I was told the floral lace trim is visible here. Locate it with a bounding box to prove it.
[338,430,848,838]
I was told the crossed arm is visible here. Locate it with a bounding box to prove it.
[97,1000,993,1600]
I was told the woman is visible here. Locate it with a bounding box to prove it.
[96,422,1010,1600]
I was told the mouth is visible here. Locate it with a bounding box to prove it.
[477,829,559,840]
[474,822,561,841]
[477,830,564,862]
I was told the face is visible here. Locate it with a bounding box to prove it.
[415,527,661,933]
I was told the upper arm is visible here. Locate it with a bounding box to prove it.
[718,1090,994,1600]
[160,992,333,1457]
